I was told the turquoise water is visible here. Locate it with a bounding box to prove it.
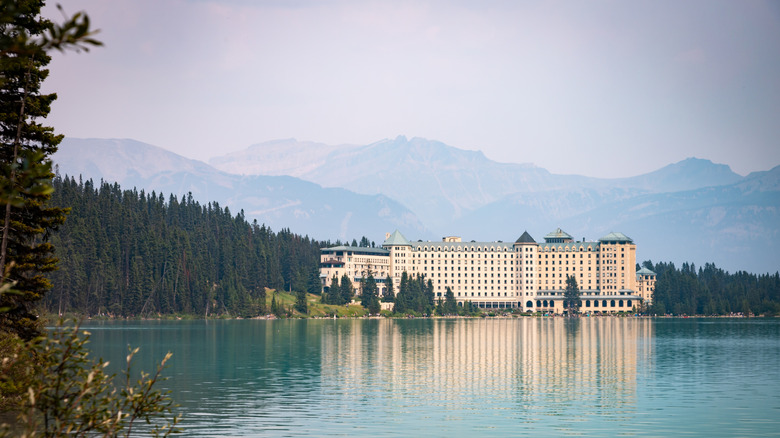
[82,318,780,437]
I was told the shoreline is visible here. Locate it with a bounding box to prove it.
[62,312,769,322]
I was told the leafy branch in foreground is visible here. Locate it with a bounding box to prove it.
[0,319,180,437]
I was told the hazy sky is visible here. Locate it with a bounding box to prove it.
[42,0,780,178]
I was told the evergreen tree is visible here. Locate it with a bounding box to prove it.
[444,287,458,315]
[43,177,326,318]
[0,0,100,340]
[425,279,435,314]
[339,273,353,305]
[392,273,435,315]
[360,272,379,314]
[382,275,394,302]
[294,288,308,314]
[564,275,580,315]
[307,264,321,296]
[270,292,282,317]
[323,274,339,304]
[394,271,409,313]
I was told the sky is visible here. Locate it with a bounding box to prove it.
[42,0,780,178]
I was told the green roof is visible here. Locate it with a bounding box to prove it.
[382,230,410,246]
[637,267,656,276]
[544,228,574,243]
[321,246,390,256]
[598,232,634,243]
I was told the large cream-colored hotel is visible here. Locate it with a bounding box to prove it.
[320,228,656,313]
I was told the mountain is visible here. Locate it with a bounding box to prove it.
[52,138,430,242]
[212,136,594,228]
[210,137,746,229]
[210,136,778,273]
[455,166,780,273]
[57,137,778,274]
[612,157,743,193]
[208,138,359,177]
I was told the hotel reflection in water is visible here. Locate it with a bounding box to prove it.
[321,318,654,411]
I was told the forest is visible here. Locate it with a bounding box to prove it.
[42,175,780,318]
[45,175,323,318]
[644,261,780,316]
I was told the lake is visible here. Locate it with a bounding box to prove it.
[81,318,780,437]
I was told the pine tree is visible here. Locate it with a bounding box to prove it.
[564,275,580,315]
[382,275,394,302]
[360,272,379,314]
[294,288,308,314]
[323,274,339,304]
[339,273,353,305]
[394,271,409,313]
[0,0,99,340]
[444,287,458,315]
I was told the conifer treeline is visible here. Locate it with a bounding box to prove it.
[44,176,324,317]
[646,261,780,315]
[41,176,780,317]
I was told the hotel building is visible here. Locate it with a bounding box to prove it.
[320,228,656,313]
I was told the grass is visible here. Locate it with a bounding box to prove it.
[265,290,369,318]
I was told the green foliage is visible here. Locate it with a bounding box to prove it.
[381,275,394,303]
[0,320,179,436]
[321,275,339,305]
[443,287,458,315]
[359,273,380,315]
[339,274,354,305]
[320,274,354,306]
[270,293,284,318]
[44,177,324,318]
[646,261,780,316]
[564,275,580,314]
[0,0,101,340]
[393,273,434,315]
[294,288,308,314]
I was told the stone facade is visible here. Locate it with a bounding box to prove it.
[320,228,656,313]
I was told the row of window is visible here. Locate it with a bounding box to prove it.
[530,299,632,308]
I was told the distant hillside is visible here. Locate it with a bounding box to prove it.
[52,138,431,241]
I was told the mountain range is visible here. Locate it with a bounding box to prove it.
[53,137,779,273]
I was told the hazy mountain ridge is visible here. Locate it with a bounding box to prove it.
[611,157,744,193]
[57,137,779,273]
[53,138,431,241]
[209,136,777,273]
[212,136,597,227]
[210,137,747,230]
[453,166,779,272]
[208,138,360,177]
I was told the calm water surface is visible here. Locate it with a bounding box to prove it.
[81,318,780,437]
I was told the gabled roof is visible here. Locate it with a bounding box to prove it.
[383,230,410,246]
[637,267,656,276]
[598,232,634,243]
[515,231,536,244]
